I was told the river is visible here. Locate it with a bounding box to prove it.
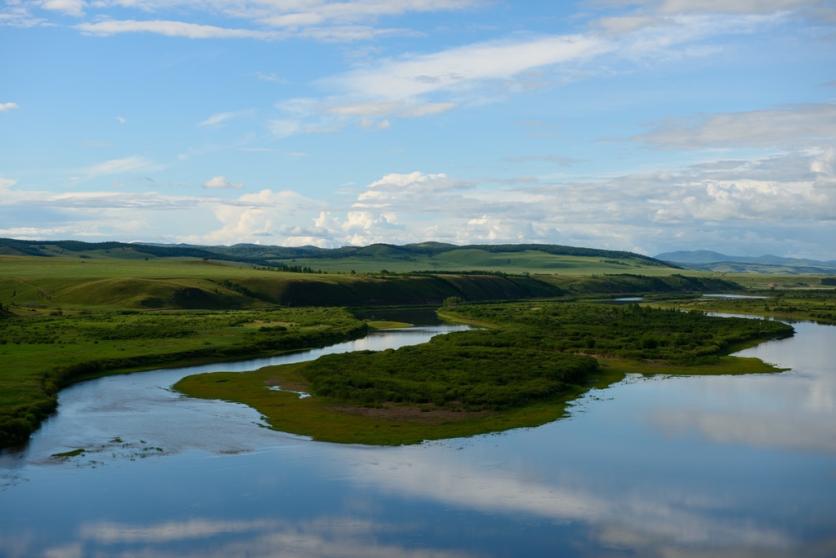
[0,319,834,557]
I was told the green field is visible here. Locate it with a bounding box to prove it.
[0,306,367,447]
[176,301,792,445]
[0,256,749,311]
[0,244,813,449]
[0,238,679,276]
[0,256,569,310]
[272,249,675,275]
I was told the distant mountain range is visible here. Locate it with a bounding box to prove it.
[656,250,836,274]
[0,238,676,274]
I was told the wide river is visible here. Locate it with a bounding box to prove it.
[1,319,835,557]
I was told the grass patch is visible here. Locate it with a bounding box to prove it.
[0,306,367,448]
[365,320,413,329]
[176,301,792,445]
[51,448,85,459]
[176,363,600,445]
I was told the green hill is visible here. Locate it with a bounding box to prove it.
[0,255,739,311]
[0,238,677,275]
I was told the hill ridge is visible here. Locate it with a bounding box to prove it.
[0,238,674,269]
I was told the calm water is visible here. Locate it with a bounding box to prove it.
[1,320,835,557]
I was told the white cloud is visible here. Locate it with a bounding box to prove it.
[335,35,611,102]
[3,147,834,257]
[268,118,302,138]
[76,19,278,40]
[655,0,822,14]
[354,171,469,209]
[637,103,836,149]
[80,156,158,179]
[203,175,242,190]
[0,178,16,191]
[328,100,456,117]
[115,115,127,124]
[255,71,282,83]
[0,102,19,112]
[268,11,783,137]
[594,0,833,30]
[39,0,85,17]
[198,110,251,127]
[49,1,480,41]
[200,189,324,244]
[257,0,479,28]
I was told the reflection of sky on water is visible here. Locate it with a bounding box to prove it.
[0,322,834,557]
[650,321,836,453]
[0,325,469,464]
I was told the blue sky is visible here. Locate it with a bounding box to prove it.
[1,0,835,258]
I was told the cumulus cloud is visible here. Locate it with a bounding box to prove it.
[199,189,325,245]
[320,149,836,255]
[354,171,470,209]
[0,102,19,112]
[202,176,242,190]
[3,147,835,256]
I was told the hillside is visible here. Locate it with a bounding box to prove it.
[0,238,677,275]
[0,256,739,310]
[657,250,836,274]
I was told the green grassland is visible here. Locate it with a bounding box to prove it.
[0,306,367,447]
[649,291,836,325]
[0,256,567,309]
[176,302,792,445]
[0,256,746,311]
[0,238,679,275]
[271,249,674,275]
[0,244,809,449]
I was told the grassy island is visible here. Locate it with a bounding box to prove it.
[175,302,793,445]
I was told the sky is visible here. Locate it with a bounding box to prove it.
[1,0,835,258]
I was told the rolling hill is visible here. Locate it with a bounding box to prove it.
[0,238,743,310]
[0,238,677,275]
[656,250,836,274]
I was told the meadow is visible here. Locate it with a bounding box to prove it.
[0,255,744,311]
[176,301,792,445]
[0,306,367,447]
[0,249,808,448]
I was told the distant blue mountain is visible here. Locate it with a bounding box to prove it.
[656,250,836,272]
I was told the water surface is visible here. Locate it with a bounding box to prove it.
[1,320,834,557]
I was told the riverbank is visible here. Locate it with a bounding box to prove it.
[175,302,792,445]
[648,291,836,325]
[0,307,368,448]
